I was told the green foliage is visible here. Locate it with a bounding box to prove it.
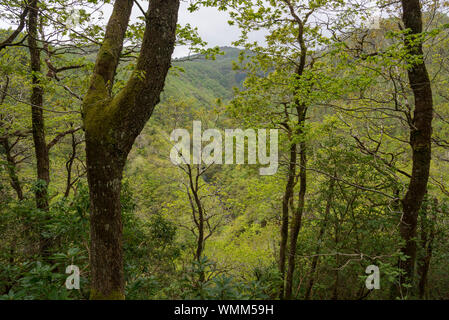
[1,0,449,301]
[175,256,270,300]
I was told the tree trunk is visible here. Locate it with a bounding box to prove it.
[27,0,52,259]
[64,131,77,197]
[188,166,205,262]
[83,0,179,299]
[0,76,24,201]
[285,106,307,300]
[28,0,50,211]
[398,0,433,295]
[86,143,126,300]
[280,9,309,298]
[417,198,436,299]
[304,179,334,300]
[1,139,24,201]
[332,221,340,300]
[279,141,297,299]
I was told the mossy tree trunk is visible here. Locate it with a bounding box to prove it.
[82,0,180,299]
[398,0,433,296]
[28,0,50,212]
[27,0,53,259]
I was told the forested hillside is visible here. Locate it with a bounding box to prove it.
[1,0,449,301]
[166,47,246,104]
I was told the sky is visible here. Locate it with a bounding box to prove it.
[0,1,260,58]
[100,1,263,58]
[0,1,381,58]
[175,3,248,57]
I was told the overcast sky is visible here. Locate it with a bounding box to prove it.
[102,1,263,58]
[0,1,265,58]
[175,3,248,57]
[0,1,381,58]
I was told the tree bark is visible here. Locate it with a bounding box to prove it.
[27,0,53,259]
[417,198,436,299]
[332,216,340,300]
[82,0,179,299]
[28,0,50,212]
[0,76,24,201]
[64,131,78,198]
[398,0,433,295]
[304,179,334,300]
[285,106,307,300]
[1,139,24,201]
[186,165,205,262]
[282,9,308,297]
[86,142,126,299]
[279,140,297,299]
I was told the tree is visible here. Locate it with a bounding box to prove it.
[0,74,27,201]
[219,0,363,299]
[326,0,444,297]
[22,0,93,253]
[28,0,50,212]
[82,0,180,299]
[397,0,434,294]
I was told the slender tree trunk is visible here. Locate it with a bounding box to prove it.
[83,0,179,299]
[332,221,340,300]
[64,132,77,197]
[285,106,307,300]
[1,140,24,201]
[279,7,309,298]
[191,171,205,283]
[28,0,52,258]
[188,167,205,262]
[0,77,23,201]
[28,0,49,211]
[279,138,297,299]
[304,179,334,300]
[196,211,204,261]
[398,0,433,295]
[417,198,436,299]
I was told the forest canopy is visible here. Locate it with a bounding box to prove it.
[0,0,448,301]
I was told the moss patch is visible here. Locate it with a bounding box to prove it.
[90,289,125,300]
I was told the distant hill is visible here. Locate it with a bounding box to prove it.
[162,47,245,105]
